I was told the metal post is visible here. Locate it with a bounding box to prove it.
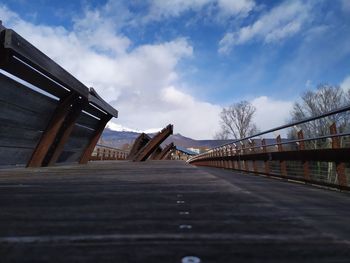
[276,135,287,177]
[297,130,311,181]
[261,139,270,175]
[330,123,347,187]
[250,140,258,173]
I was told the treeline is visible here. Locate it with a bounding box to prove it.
[215,84,350,144]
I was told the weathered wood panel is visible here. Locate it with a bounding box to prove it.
[0,53,69,98]
[0,74,59,166]
[2,29,89,97]
[0,74,58,118]
[83,104,109,120]
[76,112,101,130]
[0,147,33,166]
[0,125,42,148]
[57,125,95,163]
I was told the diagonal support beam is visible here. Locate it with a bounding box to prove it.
[127,133,151,160]
[133,124,173,162]
[150,146,163,160]
[27,93,83,167]
[44,98,87,166]
[79,115,112,164]
[154,143,175,160]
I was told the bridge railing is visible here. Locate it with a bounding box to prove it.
[188,105,350,190]
[90,144,128,161]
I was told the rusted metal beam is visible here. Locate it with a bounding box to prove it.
[27,94,83,167]
[330,123,347,187]
[155,143,175,160]
[297,130,311,181]
[44,98,87,166]
[127,133,151,160]
[133,124,173,162]
[276,135,287,177]
[261,139,270,175]
[79,116,112,164]
[150,146,163,160]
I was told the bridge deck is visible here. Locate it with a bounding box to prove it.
[0,161,350,262]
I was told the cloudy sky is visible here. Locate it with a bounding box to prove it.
[1,0,350,139]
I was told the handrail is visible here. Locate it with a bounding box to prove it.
[188,105,350,191]
[212,104,350,149]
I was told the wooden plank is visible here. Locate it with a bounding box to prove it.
[61,126,94,150]
[0,125,42,148]
[88,88,118,118]
[57,148,87,163]
[27,94,83,167]
[79,116,112,164]
[83,103,108,120]
[0,73,59,111]
[0,100,54,131]
[2,29,89,97]
[0,53,69,99]
[76,112,101,130]
[0,146,33,166]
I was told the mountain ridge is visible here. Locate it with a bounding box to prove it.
[100,128,231,150]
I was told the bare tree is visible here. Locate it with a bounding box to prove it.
[215,101,258,140]
[289,84,350,149]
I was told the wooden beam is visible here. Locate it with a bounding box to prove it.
[133,124,173,162]
[79,116,112,164]
[89,88,118,118]
[27,93,82,167]
[44,99,86,166]
[2,29,89,97]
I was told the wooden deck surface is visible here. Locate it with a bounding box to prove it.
[0,160,350,262]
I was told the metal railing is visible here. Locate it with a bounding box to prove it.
[188,105,350,190]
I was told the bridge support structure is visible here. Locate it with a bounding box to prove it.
[0,24,118,167]
[154,143,175,160]
[133,124,173,162]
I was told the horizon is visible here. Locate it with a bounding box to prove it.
[1,0,350,139]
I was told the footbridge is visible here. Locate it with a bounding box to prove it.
[1,23,350,262]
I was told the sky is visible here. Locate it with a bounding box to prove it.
[0,0,350,139]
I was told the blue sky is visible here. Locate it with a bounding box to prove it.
[1,0,350,139]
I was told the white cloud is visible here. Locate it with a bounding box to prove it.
[251,96,293,132]
[340,75,350,92]
[340,0,350,12]
[217,0,255,16]
[146,0,255,21]
[0,3,221,139]
[219,0,311,54]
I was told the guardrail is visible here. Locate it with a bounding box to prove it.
[188,105,350,190]
[90,144,128,161]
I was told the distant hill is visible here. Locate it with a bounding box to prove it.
[99,128,231,150]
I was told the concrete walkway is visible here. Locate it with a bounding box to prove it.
[0,161,350,262]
